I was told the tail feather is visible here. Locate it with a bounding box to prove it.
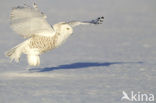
[5,44,23,62]
[5,40,41,66]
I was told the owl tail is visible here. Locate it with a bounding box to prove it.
[5,43,24,62]
[27,54,40,66]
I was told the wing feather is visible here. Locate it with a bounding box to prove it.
[10,5,55,38]
[67,16,104,27]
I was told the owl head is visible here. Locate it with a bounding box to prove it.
[53,22,73,36]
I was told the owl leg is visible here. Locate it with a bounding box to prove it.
[27,48,40,66]
[27,54,40,66]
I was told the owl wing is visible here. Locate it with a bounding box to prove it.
[10,3,55,38]
[67,16,104,27]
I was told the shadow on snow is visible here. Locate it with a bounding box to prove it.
[30,61,143,72]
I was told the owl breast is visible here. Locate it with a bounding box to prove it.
[55,32,72,47]
[28,32,72,54]
[28,35,58,53]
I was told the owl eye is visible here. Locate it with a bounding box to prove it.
[66,28,70,30]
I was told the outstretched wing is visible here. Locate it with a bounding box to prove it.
[10,3,55,38]
[67,16,104,27]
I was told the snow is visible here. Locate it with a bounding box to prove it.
[0,0,156,103]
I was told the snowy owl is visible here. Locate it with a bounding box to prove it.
[5,3,104,66]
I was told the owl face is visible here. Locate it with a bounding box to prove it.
[53,22,73,35]
[61,24,73,35]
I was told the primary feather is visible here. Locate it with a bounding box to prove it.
[10,5,55,38]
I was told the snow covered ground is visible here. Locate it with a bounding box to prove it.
[0,0,156,103]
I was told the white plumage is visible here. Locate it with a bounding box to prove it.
[5,3,104,66]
